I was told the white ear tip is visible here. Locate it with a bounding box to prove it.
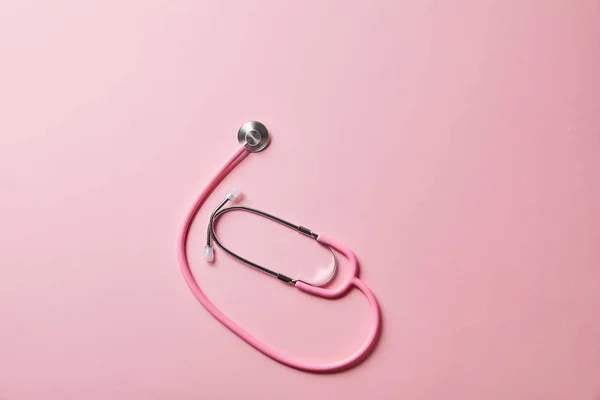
[226,186,241,200]
[204,245,214,262]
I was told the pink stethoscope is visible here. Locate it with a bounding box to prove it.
[177,121,381,372]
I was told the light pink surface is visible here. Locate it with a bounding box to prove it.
[1,0,599,398]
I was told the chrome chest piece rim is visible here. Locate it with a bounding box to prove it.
[238,121,269,152]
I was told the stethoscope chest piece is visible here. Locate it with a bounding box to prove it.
[238,121,269,152]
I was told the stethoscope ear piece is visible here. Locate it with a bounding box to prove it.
[238,121,270,152]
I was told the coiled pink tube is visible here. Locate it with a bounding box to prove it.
[177,146,381,372]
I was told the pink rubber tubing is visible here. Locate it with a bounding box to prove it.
[177,146,381,372]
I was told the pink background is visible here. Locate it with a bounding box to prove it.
[1,0,600,398]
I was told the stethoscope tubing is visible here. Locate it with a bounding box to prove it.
[177,146,381,372]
